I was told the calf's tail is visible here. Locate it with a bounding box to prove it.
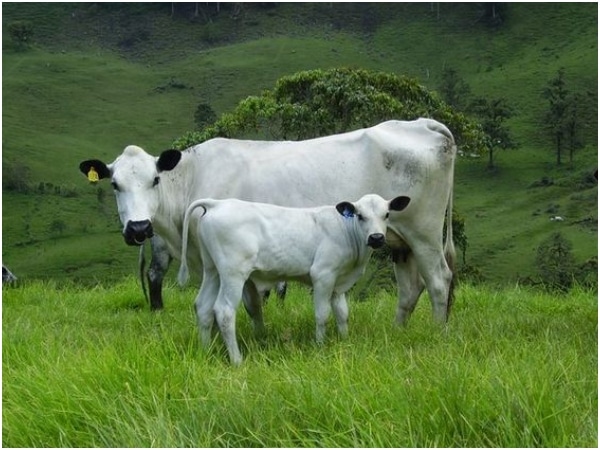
[177,200,208,287]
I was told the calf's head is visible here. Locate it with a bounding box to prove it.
[335,194,410,249]
[79,146,181,246]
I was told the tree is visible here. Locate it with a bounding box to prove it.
[173,68,486,153]
[477,3,507,26]
[542,68,580,166]
[173,68,479,259]
[438,67,471,112]
[194,103,217,130]
[2,162,31,193]
[7,21,34,50]
[564,93,583,166]
[469,96,516,168]
[535,232,576,292]
[49,219,67,237]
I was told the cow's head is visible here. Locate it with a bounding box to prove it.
[79,146,182,246]
[336,194,410,249]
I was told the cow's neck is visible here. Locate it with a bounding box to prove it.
[153,153,198,260]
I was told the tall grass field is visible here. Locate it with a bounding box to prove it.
[2,279,597,447]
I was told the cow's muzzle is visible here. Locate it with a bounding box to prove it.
[124,220,153,246]
[367,233,385,249]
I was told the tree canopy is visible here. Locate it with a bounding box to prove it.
[173,68,486,153]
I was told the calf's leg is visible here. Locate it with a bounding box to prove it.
[311,276,336,344]
[195,268,220,348]
[331,292,349,338]
[214,275,245,366]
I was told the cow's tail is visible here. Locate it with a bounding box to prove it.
[177,200,208,287]
[444,185,457,317]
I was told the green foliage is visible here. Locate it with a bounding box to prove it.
[438,67,471,111]
[469,96,516,168]
[193,102,217,130]
[173,68,486,154]
[49,219,67,236]
[7,20,34,49]
[542,68,583,166]
[535,232,577,292]
[2,281,597,447]
[2,162,31,193]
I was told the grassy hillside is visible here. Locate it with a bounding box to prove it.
[2,280,597,447]
[1,2,597,284]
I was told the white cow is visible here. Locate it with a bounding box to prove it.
[177,194,411,365]
[79,118,456,326]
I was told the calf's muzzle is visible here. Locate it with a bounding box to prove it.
[124,220,153,246]
[367,233,385,249]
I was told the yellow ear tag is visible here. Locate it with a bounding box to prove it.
[87,166,99,183]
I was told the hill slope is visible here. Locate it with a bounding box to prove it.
[1,3,597,284]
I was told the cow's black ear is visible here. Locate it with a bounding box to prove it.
[390,196,411,212]
[79,160,111,179]
[157,149,182,172]
[336,201,356,218]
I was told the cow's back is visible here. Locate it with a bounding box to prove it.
[187,118,455,211]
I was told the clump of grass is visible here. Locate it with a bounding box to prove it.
[2,280,597,447]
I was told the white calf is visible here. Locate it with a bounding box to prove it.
[178,194,411,365]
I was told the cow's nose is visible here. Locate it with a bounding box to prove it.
[367,233,385,249]
[124,220,153,246]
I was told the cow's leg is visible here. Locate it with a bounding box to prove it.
[392,247,425,326]
[330,292,349,338]
[242,281,266,336]
[195,267,220,348]
[147,235,171,310]
[214,275,245,366]
[410,240,453,324]
[276,281,287,303]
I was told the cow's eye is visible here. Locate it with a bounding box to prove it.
[357,214,365,221]
[153,176,160,187]
[111,181,120,191]
[385,212,390,219]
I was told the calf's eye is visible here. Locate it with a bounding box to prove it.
[111,181,120,191]
[153,177,160,187]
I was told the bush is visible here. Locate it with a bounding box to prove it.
[535,232,576,292]
[7,21,34,49]
[194,103,217,130]
[2,162,31,193]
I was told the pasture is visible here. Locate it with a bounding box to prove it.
[1,4,597,447]
[2,2,598,285]
[2,279,597,447]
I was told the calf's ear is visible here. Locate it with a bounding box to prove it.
[389,196,411,212]
[79,160,111,179]
[336,201,356,218]
[157,149,182,172]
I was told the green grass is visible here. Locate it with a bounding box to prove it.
[2,280,597,447]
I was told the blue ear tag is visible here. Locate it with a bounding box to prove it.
[342,208,354,219]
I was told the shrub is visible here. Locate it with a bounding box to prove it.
[7,20,34,49]
[2,162,31,193]
[194,103,217,130]
[535,232,576,292]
